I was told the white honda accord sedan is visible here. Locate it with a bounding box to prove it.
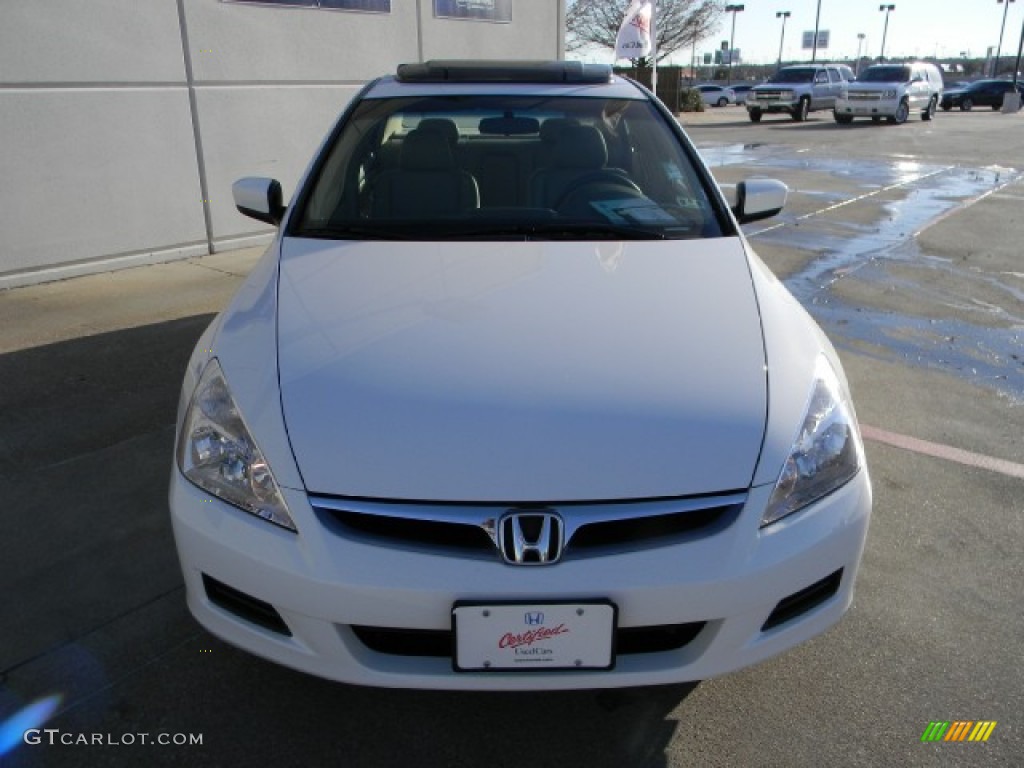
[170,60,871,690]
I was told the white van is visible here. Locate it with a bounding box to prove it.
[834,61,944,124]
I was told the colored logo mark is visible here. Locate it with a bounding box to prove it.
[921,721,997,743]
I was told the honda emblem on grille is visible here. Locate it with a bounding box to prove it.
[498,510,564,565]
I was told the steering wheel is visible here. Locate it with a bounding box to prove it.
[552,172,642,211]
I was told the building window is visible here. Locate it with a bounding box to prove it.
[321,0,391,10]
[433,0,512,23]
[226,0,392,12]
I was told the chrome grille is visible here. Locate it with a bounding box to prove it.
[309,492,746,561]
[848,92,882,101]
[351,621,706,658]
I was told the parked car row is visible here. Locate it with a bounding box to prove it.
[691,65,1020,125]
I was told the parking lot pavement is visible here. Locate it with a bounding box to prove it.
[2,111,1022,766]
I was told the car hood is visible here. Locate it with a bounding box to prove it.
[276,237,767,501]
[847,81,905,90]
[754,81,810,89]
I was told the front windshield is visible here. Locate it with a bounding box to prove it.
[291,93,725,241]
[768,68,815,84]
[857,66,911,83]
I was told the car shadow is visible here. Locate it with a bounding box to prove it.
[0,315,215,671]
[36,630,700,767]
[0,314,699,768]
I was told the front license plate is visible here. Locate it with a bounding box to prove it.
[453,602,616,672]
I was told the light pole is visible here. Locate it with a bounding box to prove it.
[776,11,791,68]
[1015,14,1024,87]
[994,0,1016,77]
[811,0,823,63]
[878,5,895,62]
[855,33,866,74]
[725,4,745,85]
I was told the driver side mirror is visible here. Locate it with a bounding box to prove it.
[722,179,788,224]
[233,177,286,226]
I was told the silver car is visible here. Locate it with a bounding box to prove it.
[698,84,737,107]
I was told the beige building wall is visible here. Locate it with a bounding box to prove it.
[0,0,565,288]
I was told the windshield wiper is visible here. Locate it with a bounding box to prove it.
[296,222,670,241]
[295,225,418,241]
[534,224,667,240]
[436,223,668,240]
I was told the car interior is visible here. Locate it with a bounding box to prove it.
[295,95,724,239]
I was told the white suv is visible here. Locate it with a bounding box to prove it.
[834,61,943,124]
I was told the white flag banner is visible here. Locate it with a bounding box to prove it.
[615,0,653,60]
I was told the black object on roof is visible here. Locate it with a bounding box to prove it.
[396,60,613,85]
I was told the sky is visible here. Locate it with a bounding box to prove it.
[587,0,1024,67]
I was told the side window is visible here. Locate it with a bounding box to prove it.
[815,71,828,84]
[827,69,840,83]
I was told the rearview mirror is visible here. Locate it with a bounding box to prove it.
[233,177,286,226]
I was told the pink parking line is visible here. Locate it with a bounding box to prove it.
[860,424,1024,480]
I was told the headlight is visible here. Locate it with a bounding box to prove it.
[762,358,863,526]
[176,359,296,531]
[883,89,897,98]
[780,90,794,100]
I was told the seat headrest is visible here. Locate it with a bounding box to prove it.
[553,125,608,169]
[539,117,581,144]
[416,118,459,149]
[478,115,540,135]
[401,129,455,171]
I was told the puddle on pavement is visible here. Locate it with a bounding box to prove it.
[812,253,1024,401]
[699,143,1024,399]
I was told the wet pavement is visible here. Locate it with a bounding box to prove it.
[698,137,1024,402]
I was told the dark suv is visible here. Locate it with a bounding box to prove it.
[941,80,1024,111]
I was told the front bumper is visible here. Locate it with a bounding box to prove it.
[747,99,799,113]
[834,97,900,118]
[169,468,872,690]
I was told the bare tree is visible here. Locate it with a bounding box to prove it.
[567,0,724,63]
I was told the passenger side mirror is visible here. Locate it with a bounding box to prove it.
[233,177,286,226]
[722,179,788,224]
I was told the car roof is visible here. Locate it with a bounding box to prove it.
[396,60,613,84]
[365,60,648,100]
